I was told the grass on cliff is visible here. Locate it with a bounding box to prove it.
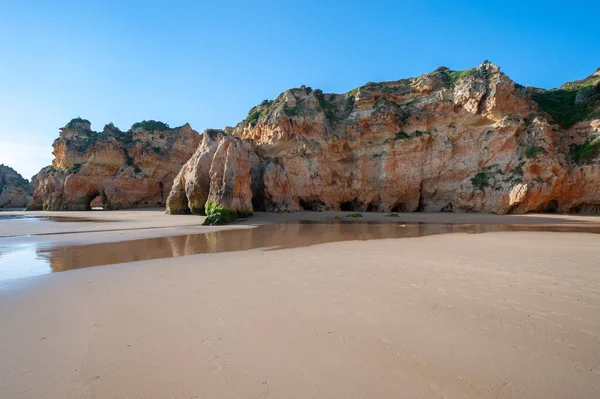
[440,68,478,88]
[245,100,273,127]
[524,145,545,159]
[532,79,600,128]
[570,136,600,165]
[315,90,339,124]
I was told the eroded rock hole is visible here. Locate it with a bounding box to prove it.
[298,198,326,211]
[440,203,453,212]
[540,199,559,214]
[340,200,361,212]
[86,191,105,211]
[568,203,600,214]
[391,202,408,212]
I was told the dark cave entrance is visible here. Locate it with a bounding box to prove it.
[298,198,326,211]
[86,191,106,211]
[340,201,355,211]
[159,182,165,201]
[366,203,378,212]
[569,203,600,214]
[340,198,362,212]
[391,202,408,212]
[539,199,559,214]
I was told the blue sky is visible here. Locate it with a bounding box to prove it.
[0,0,598,178]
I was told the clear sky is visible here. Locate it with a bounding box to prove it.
[0,0,598,179]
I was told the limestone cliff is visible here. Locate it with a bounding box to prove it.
[167,62,600,215]
[0,165,32,208]
[28,119,200,210]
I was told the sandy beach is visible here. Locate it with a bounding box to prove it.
[1,210,600,398]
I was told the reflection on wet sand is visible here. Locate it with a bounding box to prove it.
[38,222,600,273]
[0,214,114,223]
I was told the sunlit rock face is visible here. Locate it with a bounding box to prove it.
[0,164,32,208]
[168,61,600,215]
[28,120,200,211]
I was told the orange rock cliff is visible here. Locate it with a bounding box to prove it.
[0,164,32,208]
[166,61,600,216]
[28,120,200,210]
[30,62,600,215]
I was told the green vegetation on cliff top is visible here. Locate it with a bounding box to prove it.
[131,120,170,131]
[439,67,478,88]
[532,73,600,128]
[64,117,91,129]
[245,100,273,127]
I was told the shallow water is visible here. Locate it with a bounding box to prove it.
[1,221,600,281]
[0,214,113,223]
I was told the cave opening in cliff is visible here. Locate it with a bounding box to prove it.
[251,193,266,212]
[340,200,361,212]
[159,182,165,201]
[569,203,600,214]
[537,199,559,214]
[298,198,326,211]
[391,202,408,212]
[86,191,105,211]
[441,203,453,212]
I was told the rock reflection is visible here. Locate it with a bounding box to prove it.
[35,221,600,273]
[0,214,113,223]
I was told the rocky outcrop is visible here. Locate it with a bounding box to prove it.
[166,130,259,215]
[28,119,200,211]
[0,165,32,208]
[167,61,600,215]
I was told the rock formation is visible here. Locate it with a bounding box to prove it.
[28,119,200,211]
[0,165,33,208]
[167,61,600,216]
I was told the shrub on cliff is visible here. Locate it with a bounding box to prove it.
[571,136,600,165]
[64,117,91,129]
[315,90,339,123]
[471,172,491,191]
[245,100,273,127]
[525,145,545,159]
[131,120,170,132]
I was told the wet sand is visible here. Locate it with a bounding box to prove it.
[1,210,600,398]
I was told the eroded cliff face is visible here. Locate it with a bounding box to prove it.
[167,62,600,215]
[0,165,32,208]
[29,120,200,211]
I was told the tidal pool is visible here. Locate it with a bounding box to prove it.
[1,221,599,281]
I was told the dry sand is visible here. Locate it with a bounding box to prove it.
[1,210,600,398]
